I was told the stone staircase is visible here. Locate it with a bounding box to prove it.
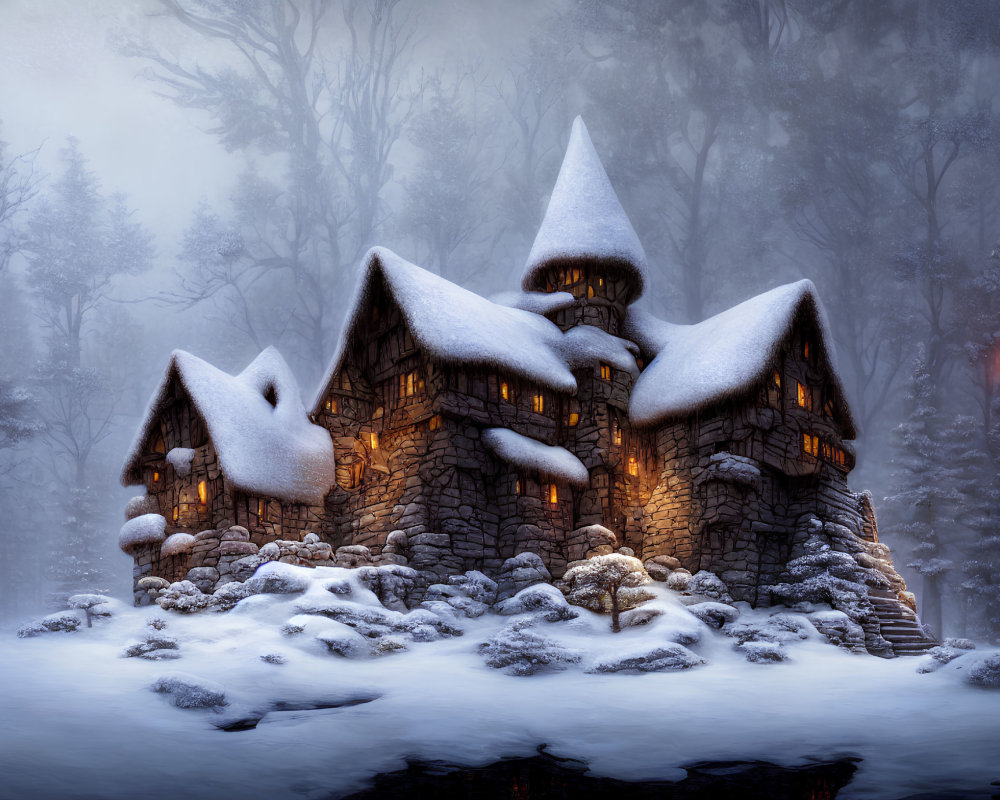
[868,588,938,656]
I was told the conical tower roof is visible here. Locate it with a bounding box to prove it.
[522,117,648,301]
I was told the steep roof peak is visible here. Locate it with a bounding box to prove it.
[522,116,648,301]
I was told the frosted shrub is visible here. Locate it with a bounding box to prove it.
[151,675,227,709]
[157,581,215,614]
[589,644,705,673]
[558,553,655,632]
[478,620,581,676]
[965,654,1000,689]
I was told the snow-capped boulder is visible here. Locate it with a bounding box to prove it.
[244,561,310,595]
[124,494,158,521]
[212,581,254,612]
[119,513,167,553]
[666,569,692,592]
[496,552,552,602]
[161,533,196,558]
[643,554,681,582]
[687,571,734,603]
[686,602,741,629]
[123,635,180,660]
[448,570,498,606]
[356,564,420,612]
[808,610,867,654]
[965,653,1000,688]
[185,566,220,594]
[738,641,788,664]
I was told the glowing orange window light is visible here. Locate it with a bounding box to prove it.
[533,394,544,414]
[197,480,207,505]
[548,484,558,504]
[500,381,509,401]
[628,456,639,477]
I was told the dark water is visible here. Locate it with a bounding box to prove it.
[340,751,861,799]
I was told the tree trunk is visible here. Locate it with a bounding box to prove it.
[921,572,942,639]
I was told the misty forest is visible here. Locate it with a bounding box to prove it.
[3,0,999,639]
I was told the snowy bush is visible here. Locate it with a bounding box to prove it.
[244,562,310,594]
[123,635,180,660]
[151,674,227,709]
[478,620,581,676]
[15,622,48,639]
[212,581,253,612]
[157,581,215,614]
[260,653,286,665]
[724,615,810,646]
[588,643,705,673]
[294,599,397,638]
[372,636,408,656]
[738,641,788,664]
[965,653,1000,689]
[944,638,976,651]
[558,553,655,632]
[687,571,733,603]
[496,584,578,622]
[665,569,692,592]
[765,535,880,622]
[40,612,82,633]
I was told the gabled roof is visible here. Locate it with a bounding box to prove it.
[122,347,335,505]
[625,279,856,437]
[314,248,574,409]
[522,117,648,301]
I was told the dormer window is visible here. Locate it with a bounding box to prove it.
[325,397,338,413]
[796,381,813,412]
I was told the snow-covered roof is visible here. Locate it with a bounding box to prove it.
[626,280,856,437]
[490,290,576,316]
[522,117,648,301]
[122,347,335,506]
[313,248,580,409]
[481,428,590,486]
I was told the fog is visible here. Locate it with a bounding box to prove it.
[1,0,998,641]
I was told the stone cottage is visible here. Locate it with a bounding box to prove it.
[121,118,932,655]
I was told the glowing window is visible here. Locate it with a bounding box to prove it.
[515,478,521,495]
[587,285,595,298]
[172,506,179,523]
[152,471,160,483]
[568,412,579,427]
[368,431,379,451]
[600,364,611,381]
[257,499,265,519]
[628,456,639,477]
[325,397,338,413]
[598,277,604,287]
[197,480,207,506]
[612,420,622,446]
[548,484,558,504]
[500,381,509,402]
[429,415,441,431]
[532,394,544,414]
[406,373,414,396]
[802,433,819,457]
[773,370,781,388]
[796,381,813,411]
[803,340,811,360]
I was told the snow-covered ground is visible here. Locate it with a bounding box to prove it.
[2,565,998,800]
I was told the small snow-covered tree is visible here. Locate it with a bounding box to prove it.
[558,554,655,632]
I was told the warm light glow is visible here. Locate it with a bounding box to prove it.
[515,478,521,495]
[369,432,379,451]
[197,480,207,505]
[587,285,595,298]
[598,277,604,287]
[258,499,265,519]
[172,506,179,523]
[500,381,509,401]
[773,370,781,388]
[533,394,544,414]
[548,484,558,504]
[406,373,414,396]
[803,340,811,359]
[796,381,812,411]
[600,363,611,381]
[153,471,160,483]
[568,412,579,427]
[429,415,440,431]
[803,433,819,457]
[628,456,639,476]
[612,421,622,446]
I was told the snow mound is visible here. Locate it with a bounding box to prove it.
[123,346,335,505]
[556,325,639,378]
[523,117,648,301]
[482,428,589,486]
[119,513,167,553]
[496,584,578,622]
[490,290,576,315]
[965,653,1000,688]
[588,643,705,673]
